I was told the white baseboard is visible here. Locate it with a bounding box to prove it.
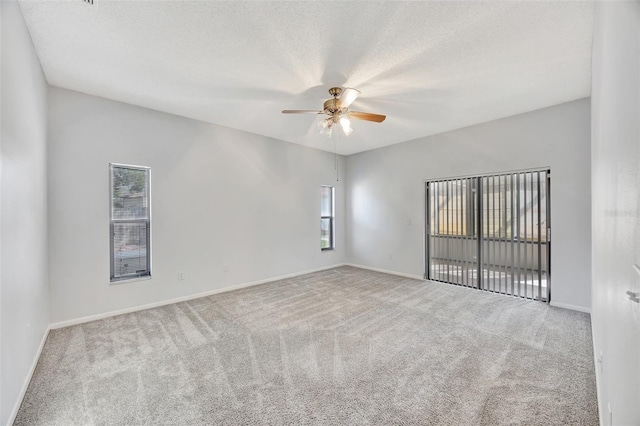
[49,263,347,330]
[550,301,591,314]
[344,263,424,281]
[7,326,50,426]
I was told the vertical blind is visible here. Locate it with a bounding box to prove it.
[425,169,550,301]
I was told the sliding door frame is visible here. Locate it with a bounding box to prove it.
[424,167,551,302]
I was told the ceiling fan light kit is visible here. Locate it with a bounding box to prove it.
[282,87,386,137]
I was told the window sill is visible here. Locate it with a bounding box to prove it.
[110,275,152,286]
[321,248,335,252]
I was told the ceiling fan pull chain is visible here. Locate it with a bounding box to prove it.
[335,127,339,182]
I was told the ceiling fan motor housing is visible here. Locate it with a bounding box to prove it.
[323,98,343,115]
[324,87,348,115]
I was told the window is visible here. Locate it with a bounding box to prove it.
[320,186,334,250]
[110,164,151,282]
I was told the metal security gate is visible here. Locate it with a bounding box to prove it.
[425,169,551,302]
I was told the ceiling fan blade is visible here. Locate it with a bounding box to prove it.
[282,110,323,114]
[337,88,360,109]
[349,111,386,123]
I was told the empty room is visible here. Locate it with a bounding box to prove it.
[1,0,638,425]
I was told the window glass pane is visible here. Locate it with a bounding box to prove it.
[321,218,331,249]
[320,186,332,217]
[113,222,148,278]
[112,167,149,220]
[110,164,150,282]
[539,171,548,242]
[435,180,473,236]
[510,172,547,242]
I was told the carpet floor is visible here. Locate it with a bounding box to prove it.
[15,266,598,425]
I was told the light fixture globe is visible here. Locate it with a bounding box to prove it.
[339,117,353,136]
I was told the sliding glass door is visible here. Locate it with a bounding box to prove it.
[425,169,550,302]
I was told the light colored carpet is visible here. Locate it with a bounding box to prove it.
[15,266,598,425]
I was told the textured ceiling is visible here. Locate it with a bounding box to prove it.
[19,1,594,155]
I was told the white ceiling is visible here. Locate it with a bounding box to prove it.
[19,1,594,155]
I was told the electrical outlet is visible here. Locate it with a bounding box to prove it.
[223,265,229,273]
[177,272,184,280]
[388,253,393,260]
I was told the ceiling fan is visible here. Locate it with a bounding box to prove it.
[282,87,386,136]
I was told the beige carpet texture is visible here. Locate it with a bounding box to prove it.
[15,266,598,425]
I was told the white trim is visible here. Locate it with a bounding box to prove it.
[591,312,604,426]
[7,326,50,426]
[109,275,152,286]
[345,263,424,281]
[50,263,347,329]
[550,301,591,313]
[109,162,150,170]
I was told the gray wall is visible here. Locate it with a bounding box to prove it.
[0,1,50,424]
[591,2,640,424]
[47,87,346,324]
[346,98,591,311]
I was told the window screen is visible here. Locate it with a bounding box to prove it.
[321,186,334,250]
[110,164,151,282]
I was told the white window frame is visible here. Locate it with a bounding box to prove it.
[321,185,335,251]
[109,163,151,283]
